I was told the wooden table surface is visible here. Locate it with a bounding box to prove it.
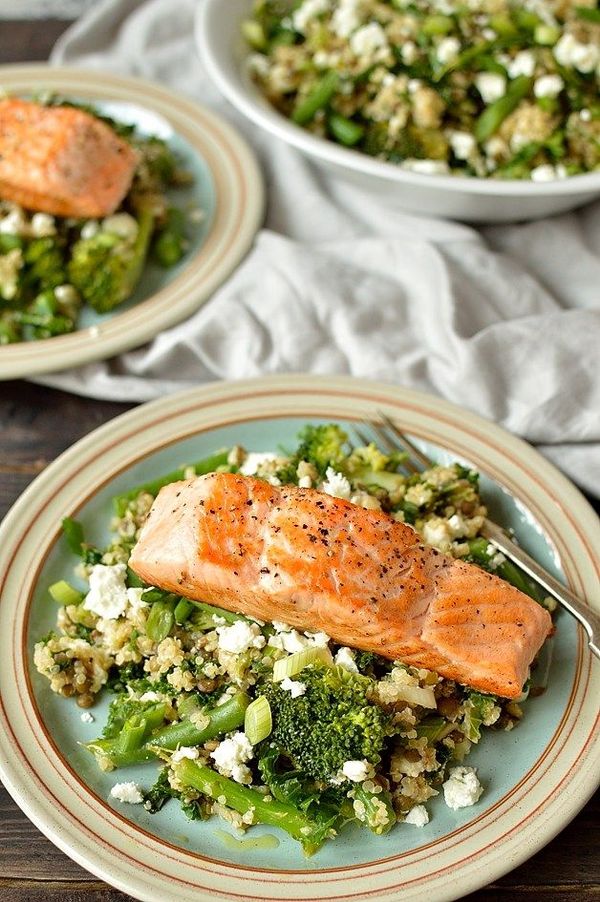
[0,17,598,902]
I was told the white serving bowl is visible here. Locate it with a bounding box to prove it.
[197,0,600,223]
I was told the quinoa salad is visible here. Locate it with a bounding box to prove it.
[34,425,555,854]
[244,0,600,180]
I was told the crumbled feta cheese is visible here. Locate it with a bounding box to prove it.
[80,711,95,724]
[350,22,388,58]
[401,159,450,175]
[272,620,292,633]
[247,52,270,78]
[280,677,307,698]
[443,766,483,810]
[404,804,430,826]
[292,0,330,33]
[533,74,563,98]
[172,746,200,763]
[270,628,330,653]
[422,519,451,550]
[298,475,312,488]
[507,50,536,78]
[320,467,352,500]
[580,109,592,122]
[447,513,468,538]
[139,690,162,702]
[554,33,599,73]
[334,646,359,672]
[83,563,129,619]
[436,37,460,65]
[110,781,144,804]
[239,451,278,476]
[216,620,266,654]
[30,212,56,238]
[331,0,364,38]
[450,131,476,160]
[210,732,254,784]
[80,220,99,240]
[126,587,148,614]
[490,551,507,569]
[102,212,139,240]
[400,41,418,64]
[0,206,27,236]
[342,760,375,782]
[530,163,567,182]
[475,72,506,104]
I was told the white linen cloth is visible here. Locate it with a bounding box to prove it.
[37,0,600,496]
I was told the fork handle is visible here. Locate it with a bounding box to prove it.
[482,519,600,661]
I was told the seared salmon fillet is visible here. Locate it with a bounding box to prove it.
[129,472,553,698]
[0,98,138,218]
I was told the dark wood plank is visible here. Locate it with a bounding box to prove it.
[0,20,71,64]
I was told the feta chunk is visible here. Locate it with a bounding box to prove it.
[342,759,375,782]
[102,212,138,240]
[216,620,266,654]
[530,163,567,182]
[475,72,506,104]
[402,159,450,175]
[450,131,476,160]
[320,467,352,500]
[334,646,359,672]
[80,711,95,724]
[350,22,388,58]
[83,563,129,620]
[210,732,254,784]
[436,37,460,65]
[404,804,430,827]
[400,41,418,64]
[280,677,307,698]
[0,206,27,236]
[172,746,200,763]
[30,212,56,238]
[110,781,144,804]
[331,0,364,37]
[507,50,536,78]
[292,0,330,34]
[554,33,599,73]
[533,74,563,98]
[443,766,483,810]
[239,451,278,476]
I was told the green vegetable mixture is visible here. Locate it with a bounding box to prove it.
[244,0,600,179]
[34,425,555,853]
[0,98,195,344]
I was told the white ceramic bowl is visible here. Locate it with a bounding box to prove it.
[197,0,600,223]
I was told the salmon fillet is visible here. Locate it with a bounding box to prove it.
[129,472,553,698]
[0,98,138,218]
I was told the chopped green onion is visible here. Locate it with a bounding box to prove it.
[292,71,339,125]
[48,579,84,606]
[244,696,272,744]
[272,646,333,682]
[328,113,365,147]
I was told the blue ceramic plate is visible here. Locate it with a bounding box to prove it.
[0,375,598,901]
[0,65,264,379]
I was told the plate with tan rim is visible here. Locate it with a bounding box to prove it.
[0,374,598,902]
[0,64,264,379]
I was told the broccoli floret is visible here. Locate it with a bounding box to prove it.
[293,424,350,477]
[68,206,155,313]
[342,442,407,494]
[260,664,393,781]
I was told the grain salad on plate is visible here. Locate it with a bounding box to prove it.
[244,0,600,180]
[34,425,555,854]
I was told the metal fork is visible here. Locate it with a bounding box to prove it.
[355,413,600,662]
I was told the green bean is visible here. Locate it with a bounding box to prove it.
[146,597,177,643]
[173,757,329,850]
[474,75,532,142]
[153,207,187,268]
[292,71,339,125]
[327,113,365,147]
[149,691,250,751]
[112,449,230,516]
[174,598,195,624]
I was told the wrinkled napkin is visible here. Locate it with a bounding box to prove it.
[36,0,600,496]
